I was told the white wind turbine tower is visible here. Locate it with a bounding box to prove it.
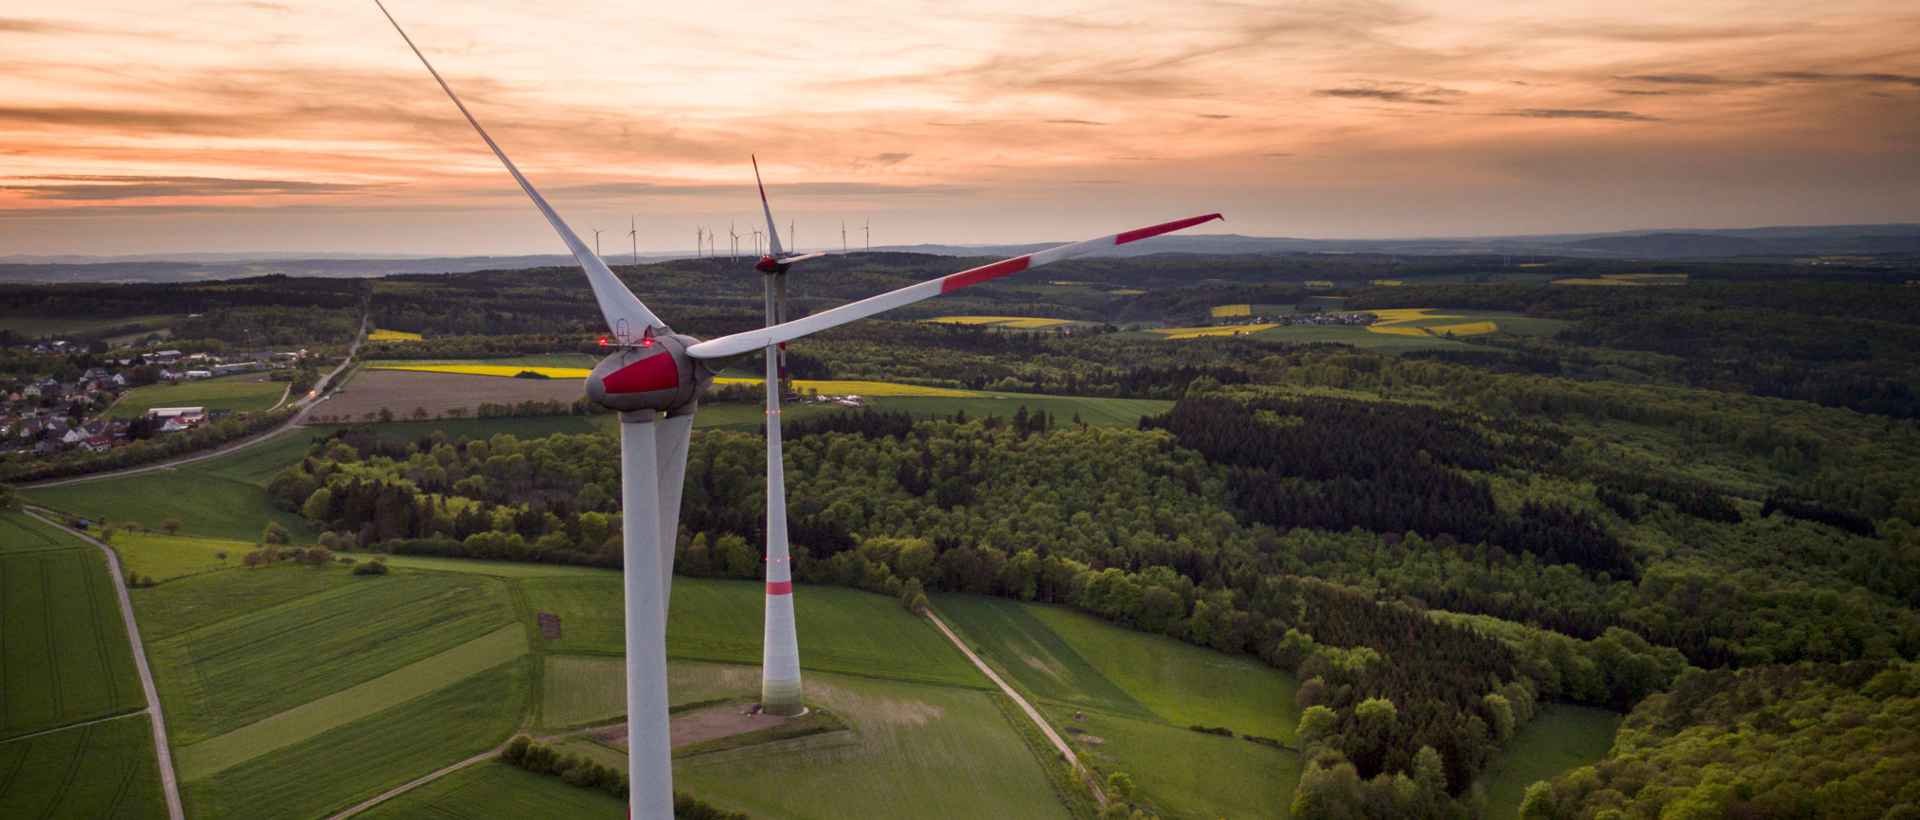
[864,218,870,251]
[378,5,1221,815]
[730,222,740,261]
[841,220,847,253]
[629,215,639,266]
[696,226,704,258]
[593,227,604,257]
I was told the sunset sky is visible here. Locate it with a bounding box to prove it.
[2,0,1917,256]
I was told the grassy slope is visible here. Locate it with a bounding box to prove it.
[0,314,175,338]
[132,563,349,641]
[149,569,513,744]
[937,595,1298,739]
[356,760,624,819]
[0,713,165,819]
[1046,704,1299,820]
[0,540,144,740]
[539,658,768,729]
[110,532,244,582]
[522,576,984,689]
[0,508,80,554]
[677,670,1071,820]
[106,374,286,418]
[1481,704,1622,820]
[26,464,314,544]
[183,660,529,820]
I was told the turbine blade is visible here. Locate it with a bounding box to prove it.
[376,1,663,337]
[752,155,785,257]
[687,213,1222,359]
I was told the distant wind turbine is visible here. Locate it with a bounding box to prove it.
[593,228,603,257]
[629,215,639,266]
[841,220,847,253]
[864,219,870,251]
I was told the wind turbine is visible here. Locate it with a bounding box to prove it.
[730,222,740,261]
[629,215,639,266]
[842,220,848,253]
[379,7,1220,816]
[696,226,704,258]
[593,227,604,257]
[864,218,870,251]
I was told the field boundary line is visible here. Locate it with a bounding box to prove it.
[0,708,147,746]
[924,608,1107,808]
[26,508,185,820]
[323,744,503,820]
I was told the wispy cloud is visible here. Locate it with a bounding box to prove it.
[2,174,375,200]
[1315,83,1464,105]
[1501,108,1661,122]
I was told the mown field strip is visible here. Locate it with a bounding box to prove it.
[177,625,527,781]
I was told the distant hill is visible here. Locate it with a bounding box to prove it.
[5,223,1915,283]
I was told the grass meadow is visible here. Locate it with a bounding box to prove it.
[1045,703,1300,819]
[182,660,529,820]
[0,713,166,819]
[357,760,625,819]
[539,657,767,730]
[106,374,287,419]
[522,576,985,689]
[937,594,1301,817]
[25,436,317,543]
[0,539,144,740]
[675,670,1071,820]
[936,595,1298,740]
[0,314,176,340]
[148,569,514,744]
[1481,704,1622,819]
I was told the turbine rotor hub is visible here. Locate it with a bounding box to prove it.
[585,333,709,415]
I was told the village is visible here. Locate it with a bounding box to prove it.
[0,343,307,458]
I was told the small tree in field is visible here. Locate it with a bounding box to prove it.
[898,577,930,614]
[160,518,182,535]
[261,521,289,545]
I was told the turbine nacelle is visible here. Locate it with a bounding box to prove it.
[754,254,788,274]
[585,334,710,416]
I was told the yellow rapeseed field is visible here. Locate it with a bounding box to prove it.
[1210,304,1252,318]
[1368,279,1404,287]
[923,316,1076,329]
[368,329,424,342]
[1429,321,1498,336]
[1363,308,1499,337]
[1154,323,1280,340]
[366,364,977,398]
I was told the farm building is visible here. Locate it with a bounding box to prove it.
[147,406,206,420]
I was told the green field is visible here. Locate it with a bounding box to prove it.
[0,314,176,340]
[0,508,81,554]
[1046,704,1299,819]
[357,760,623,819]
[110,532,243,582]
[148,569,513,744]
[937,595,1300,817]
[677,669,1071,820]
[936,595,1297,739]
[106,373,287,418]
[1481,704,1622,819]
[25,435,316,543]
[523,577,984,689]
[539,657,770,729]
[1,540,144,740]
[183,660,529,820]
[0,713,166,818]
[132,562,353,640]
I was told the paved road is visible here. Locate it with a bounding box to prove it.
[27,507,186,820]
[925,608,1108,808]
[24,311,368,489]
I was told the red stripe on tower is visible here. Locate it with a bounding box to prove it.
[940,255,1031,293]
[766,580,793,596]
[1115,213,1224,245]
